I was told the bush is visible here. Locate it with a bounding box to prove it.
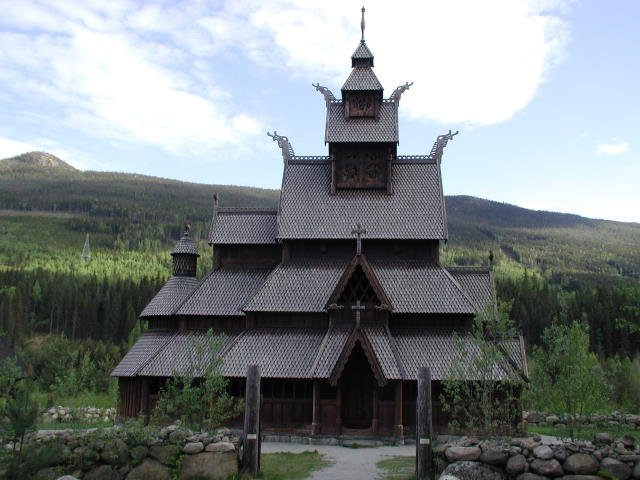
[152,330,242,430]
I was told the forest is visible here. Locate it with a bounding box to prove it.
[1,152,640,413]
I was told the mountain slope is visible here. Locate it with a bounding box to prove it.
[1,152,638,282]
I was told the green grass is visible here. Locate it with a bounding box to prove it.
[526,423,640,442]
[253,451,331,480]
[33,389,116,410]
[376,456,415,480]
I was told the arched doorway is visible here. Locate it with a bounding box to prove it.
[340,341,375,429]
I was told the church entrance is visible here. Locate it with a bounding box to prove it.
[340,341,375,429]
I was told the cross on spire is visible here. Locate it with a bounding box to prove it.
[351,223,366,255]
[360,6,366,43]
[352,299,366,328]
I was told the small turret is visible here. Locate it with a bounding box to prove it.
[171,224,199,277]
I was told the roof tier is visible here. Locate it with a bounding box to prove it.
[277,160,447,240]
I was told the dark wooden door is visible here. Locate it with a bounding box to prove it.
[340,342,374,429]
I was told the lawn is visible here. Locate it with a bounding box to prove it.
[248,451,330,480]
[377,456,415,480]
[526,424,640,442]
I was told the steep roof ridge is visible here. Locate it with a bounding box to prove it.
[440,267,479,312]
[329,328,387,386]
[384,323,406,380]
[133,331,179,376]
[327,253,393,309]
[308,323,334,377]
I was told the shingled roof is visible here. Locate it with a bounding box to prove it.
[342,67,383,91]
[138,330,239,377]
[177,267,271,317]
[325,101,397,143]
[111,331,174,377]
[243,259,348,312]
[209,208,278,245]
[139,276,199,318]
[448,267,495,312]
[221,328,326,378]
[371,261,476,314]
[393,328,519,381]
[277,161,447,240]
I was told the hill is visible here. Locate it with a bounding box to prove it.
[1,152,638,283]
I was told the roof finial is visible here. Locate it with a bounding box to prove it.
[360,6,366,43]
[351,222,367,255]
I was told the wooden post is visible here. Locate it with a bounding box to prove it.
[140,377,149,425]
[243,365,261,477]
[312,381,321,435]
[394,380,403,438]
[371,385,379,434]
[336,383,342,435]
[416,367,433,480]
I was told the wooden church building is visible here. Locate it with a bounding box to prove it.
[112,13,527,438]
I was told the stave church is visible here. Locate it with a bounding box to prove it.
[112,11,527,438]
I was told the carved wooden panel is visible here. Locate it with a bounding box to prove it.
[346,92,378,117]
[334,144,387,189]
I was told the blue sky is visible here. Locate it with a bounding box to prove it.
[0,0,638,222]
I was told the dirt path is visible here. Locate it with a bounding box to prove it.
[262,441,414,479]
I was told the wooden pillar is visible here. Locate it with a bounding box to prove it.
[243,365,261,477]
[371,385,379,434]
[336,383,342,435]
[140,377,149,424]
[394,380,403,438]
[312,381,321,435]
[416,367,434,480]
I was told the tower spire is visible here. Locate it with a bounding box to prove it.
[361,6,366,43]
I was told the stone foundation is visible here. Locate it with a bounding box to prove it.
[436,434,640,480]
[3,423,239,480]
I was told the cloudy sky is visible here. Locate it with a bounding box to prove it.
[0,0,638,222]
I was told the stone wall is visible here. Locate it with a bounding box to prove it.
[524,411,640,431]
[436,434,640,480]
[4,423,239,480]
[41,406,116,424]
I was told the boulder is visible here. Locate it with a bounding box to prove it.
[440,461,508,480]
[595,432,613,445]
[55,476,80,480]
[600,457,632,480]
[506,454,527,476]
[205,442,235,453]
[183,441,204,454]
[445,446,482,462]
[561,476,604,480]
[533,445,554,460]
[633,461,640,480]
[563,453,599,475]
[622,435,636,449]
[515,473,547,480]
[129,446,148,465]
[179,451,237,480]
[126,459,171,480]
[149,444,181,466]
[84,465,122,480]
[530,458,563,477]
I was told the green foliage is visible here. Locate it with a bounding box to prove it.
[21,335,120,399]
[254,451,330,480]
[152,330,243,430]
[0,358,23,417]
[526,321,610,439]
[376,456,416,480]
[602,355,640,412]
[441,307,525,435]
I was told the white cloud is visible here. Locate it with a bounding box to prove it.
[597,142,629,156]
[0,137,40,159]
[244,0,571,125]
[0,0,571,161]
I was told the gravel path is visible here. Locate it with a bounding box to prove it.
[262,441,414,479]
